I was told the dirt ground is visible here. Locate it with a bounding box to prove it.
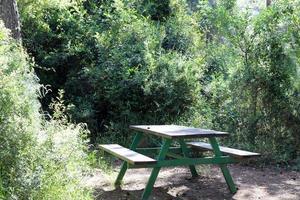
[84,164,300,200]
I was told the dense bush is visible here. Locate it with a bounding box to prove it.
[19,0,300,164]
[20,0,205,143]
[0,21,40,198]
[197,0,300,163]
[19,0,97,109]
[0,22,91,199]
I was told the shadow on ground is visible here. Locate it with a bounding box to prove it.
[87,165,299,200]
[93,176,234,200]
[94,169,233,200]
[94,187,178,200]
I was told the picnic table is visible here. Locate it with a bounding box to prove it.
[100,125,260,200]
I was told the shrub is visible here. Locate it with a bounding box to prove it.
[198,0,300,162]
[31,99,92,200]
[19,0,300,164]
[20,0,205,142]
[19,0,97,110]
[0,21,92,199]
[0,21,41,198]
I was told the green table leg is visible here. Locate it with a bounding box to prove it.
[115,133,143,186]
[141,138,172,200]
[179,139,198,177]
[209,137,237,193]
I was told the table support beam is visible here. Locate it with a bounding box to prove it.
[179,139,198,177]
[209,137,237,193]
[115,132,143,186]
[142,138,172,200]
[128,156,236,168]
[136,147,183,155]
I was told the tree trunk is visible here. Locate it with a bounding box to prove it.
[0,0,21,40]
[266,0,272,7]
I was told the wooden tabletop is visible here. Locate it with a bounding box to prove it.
[130,125,228,139]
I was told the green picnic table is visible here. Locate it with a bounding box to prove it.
[100,125,260,200]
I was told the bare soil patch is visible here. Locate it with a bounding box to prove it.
[85,165,299,200]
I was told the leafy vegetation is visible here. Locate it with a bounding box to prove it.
[2,0,298,199]
[19,0,205,143]
[197,0,300,164]
[0,22,91,199]
[17,0,300,166]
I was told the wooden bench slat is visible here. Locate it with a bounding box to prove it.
[187,142,260,159]
[99,144,157,165]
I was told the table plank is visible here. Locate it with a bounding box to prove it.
[130,125,228,139]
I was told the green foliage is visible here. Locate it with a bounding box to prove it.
[19,0,97,109]
[134,0,172,21]
[19,0,300,165]
[0,22,91,199]
[197,0,300,163]
[20,0,205,142]
[32,95,91,200]
[0,21,41,198]
[162,1,202,54]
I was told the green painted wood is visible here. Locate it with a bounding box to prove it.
[188,141,260,158]
[179,139,198,177]
[136,147,183,155]
[128,156,236,168]
[142,139,172,200]
[115,133,143,186]
[130,125,229,139]
[106,125,243,199]
[157,156,235,167]
[209,137,237,193]
[166,152,184,159]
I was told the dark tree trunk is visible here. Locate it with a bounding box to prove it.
[266,0,272,6]
[0,0,21,40]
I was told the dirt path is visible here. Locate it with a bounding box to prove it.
[84,165,299,200]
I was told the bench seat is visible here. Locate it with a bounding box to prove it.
[187,142,260,159]
[99,144,157,165]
